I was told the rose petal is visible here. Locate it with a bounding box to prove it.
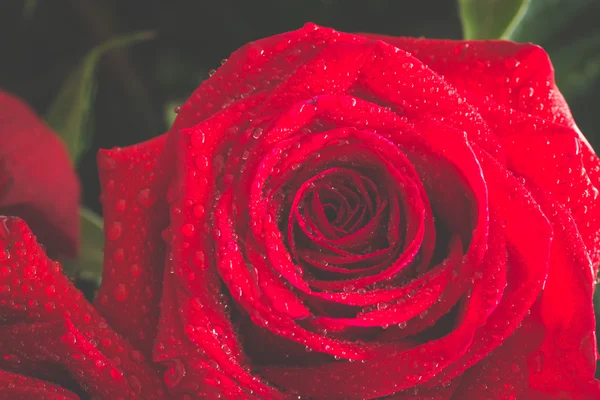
[152,118,284,397]
[450,311,544,399]
[525,187,598,395]
[363,34,600,270]
[0,217,166,399]
[0,320,161,399]
[95,134,168,356]
[0,369,79,400]
[0,90,79,258]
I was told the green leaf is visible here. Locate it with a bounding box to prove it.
[46,31,156,164]
[458,0,593,42]
[552,34,600,101]
[459,0,531,40]
[506,0,594,44]
[62,207,104,286]
[22,0,38,21]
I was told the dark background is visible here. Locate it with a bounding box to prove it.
[1,1,599,213]
[0,0,465,213]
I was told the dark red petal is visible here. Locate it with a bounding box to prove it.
[0,320,162,399]
[421,148,550,386]
[358,36,570,126]
[0,369,79,400]
[524,187,598,395]
[482,105,600,275]
[151,124,284,398]
[153,263,265,399]
[362,35,600,270]
[95,134,168,356]
[0,217,167,399]
[378,121,489,337]
[354,40,500,160]
[450,311,544,399]
[0,90,79,258]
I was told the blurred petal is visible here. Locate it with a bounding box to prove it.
[0,90,79,257]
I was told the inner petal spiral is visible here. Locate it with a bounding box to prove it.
[290,167,393,276]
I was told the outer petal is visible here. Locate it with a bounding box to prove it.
[0,369,79,400]
[0,217,167,399]
[0,90,79,258]
[450,180,599,399]
[451,311,544,399]
[525,187,598,396]
[361,35,600,269]
[96,134,168,356]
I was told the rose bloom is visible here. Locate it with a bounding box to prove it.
[1,24,600,399]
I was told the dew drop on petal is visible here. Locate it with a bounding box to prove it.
[137,188,155,207]
[130,264,142,278]
[115,199,127,212]
[190,130,206,147]
[181,224,195,237]
[164,359,186,388]
[114,284,129,302]
[108,222,123,241]
[110,368,124,380]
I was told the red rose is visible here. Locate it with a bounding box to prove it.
[1,23,600,399]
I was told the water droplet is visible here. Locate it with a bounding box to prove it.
[130,264,142,278]
[398,321,407,329]
[164,359,186,388]
[191,131,206,147]
[193,251,205,267]
[114,284,129,302]
[110,368,124,380]
[62,332,77,345]
[195,155,209,170]
[137,188,155,207]
[193,205,205,218]
[114,248,126,262]
[115,199,127,212]
[174,106,181,114]
[252,127,264,139]
[108,222,123,241]
[208,69,217,77]
[181,224,195,237]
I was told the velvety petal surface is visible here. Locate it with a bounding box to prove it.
[95,134,168,356]
[0,217,167,399]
